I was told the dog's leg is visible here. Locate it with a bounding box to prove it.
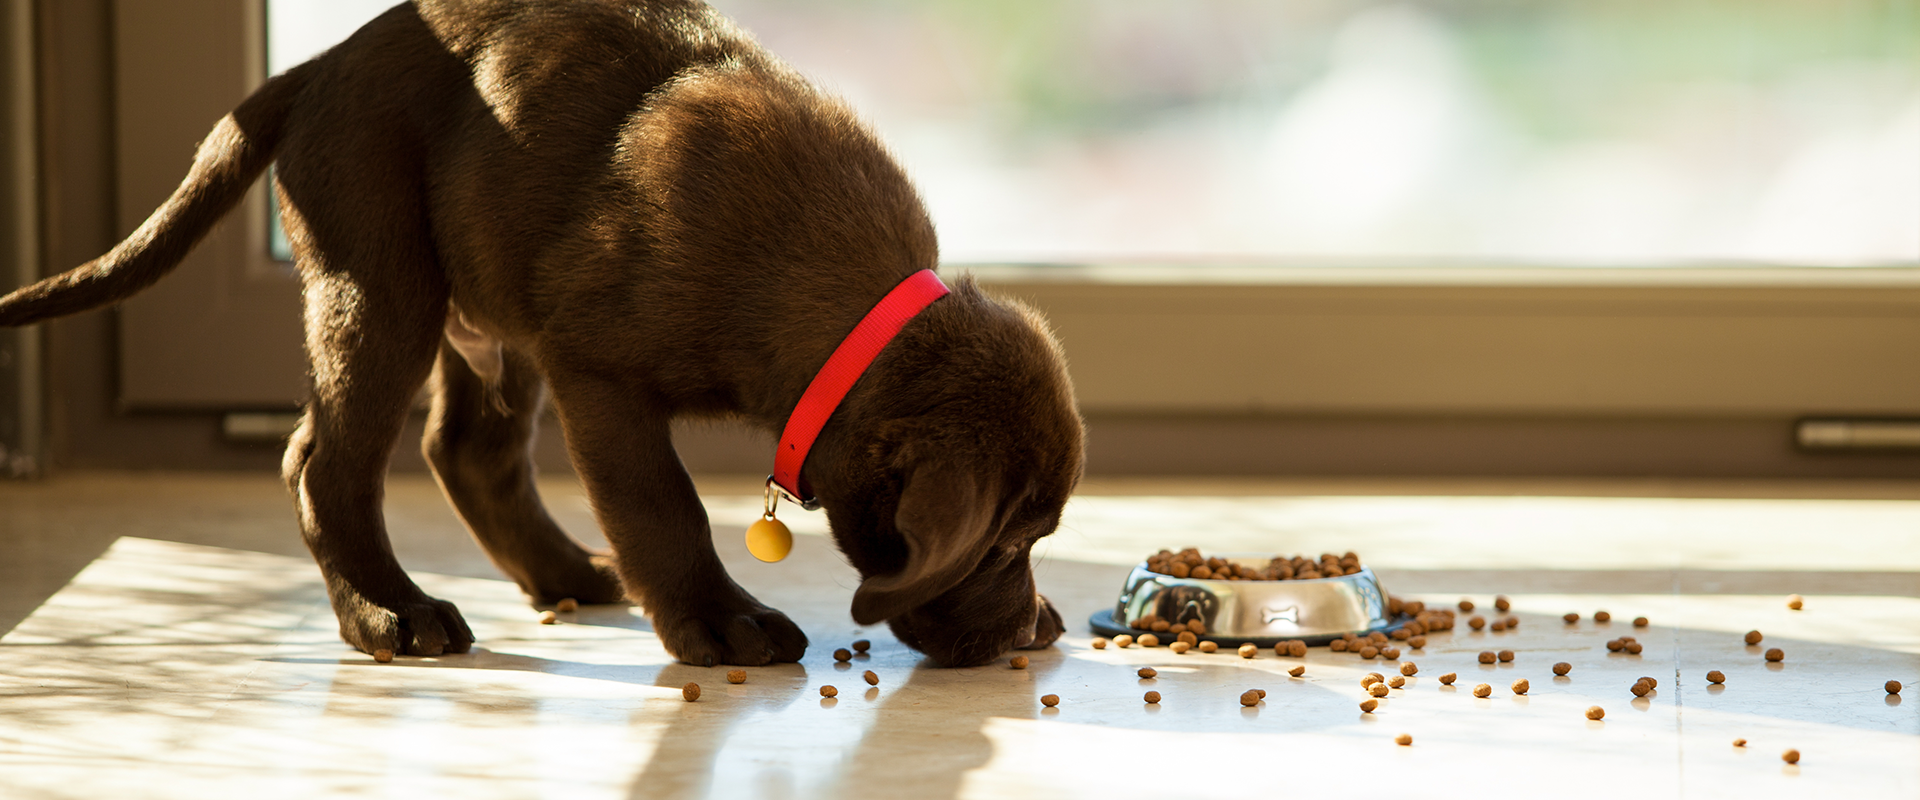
[423,339,624,605]
[544,370,808,666]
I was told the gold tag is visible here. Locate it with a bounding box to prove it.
[746,516,793,563]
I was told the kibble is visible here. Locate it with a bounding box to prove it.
[1607,639,1625,652]
[1240,690,1261,707]
[373,649,394,664]
[1359,646,1380,659]
[1360,698,1379,713]
[1170,641,1191,654]
[1782,749,1800,765]
[1255,689,1267,699]
[1400,662,1419,676]
[1733,738,1747,747]
[1394,733,1413,746]
[1041,694,1060,707]
[1010,655,1030,669]
[1479,651,1496,664]
[1370,682,1391,697]
[1553,662,1571,676]
[852,639,871,653]
[1744,630,1763,645]
[820,685,838,698]
[1473,683,1492,698]
[1469,615,1487,631]
[1633,616,1648,627]
[1289,666,1306,677]
[1409,636,1427,649]
[1497,650,1514,663]
[1489,618,1508,632]
[1137,667,1157,679]
[1382,647,1402,660]
[1765,648,1784,662]
[1179,632,1198,647]
[1197,641,1218,654]
[539,610,558,625]
[1707,670,1725,684]
[1388,676,1406,689]
[1505,616,1520,629]
[863,670,879,686]
[1144,691,1161,704]
[834,648,853,662]
[556,598,579,612]
[1495,595,1512,612]
[1439,672,1458,685]
[1511,678,1530,695]
[1563,612,1580,624]
[1625,642,1644,655]
[1787,594,1804,611]
[1330,639,1348,652]
[1187,620,1207,635]
[1139,634,1161,648]
[1586,705,1606,720]
[1631,681,1652,697]
[1151,619,1171,632]
[1594,610,1611,622]
[1363,673,1385,688]
[1888,680,1903,694]
[1091,637,1109,650]
[682,682,701,702]
[1641,676,1658,689]
[1459,599,1475,612]
[727,669,747,684]
[1239,643,1258,659]
[1114,635,1134,648]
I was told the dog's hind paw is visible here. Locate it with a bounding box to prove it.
[337,593,475,657]
[654,604,808,667]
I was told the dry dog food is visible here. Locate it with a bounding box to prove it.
[1142,548,1368,581]
[1733,738,1747,747]
[1479,651,1496,664]
[1360,698,1379,713]
[1331,639,1348,652]
[1010,655,1030,669]
[1255,689,1267,699]
[852,639,871,653]
[1511,678,1530,695]
[1641,676,1658,688]
[1631,681,1652,697]
[1563,612,1580,624]
[1409,636,1428,649]
[1370,683,1391,698]
[1139,634,1161,648]
[1289,666,1306,677]
[727,669,747,684]
[1137,667,1157,679]
[1593,610,1611,622]
[373,649,394,664]
[1400,662,1419,676]
[1490,618,1508,632]
[1744,630,1763,645]
[1469,616,1487,631]
[1553,662,1572,676]
[1388,676,1406,689]
[1170,641,1192,654]
[1497,650,1515,663]
[863,670,879,686]
[1152,619,1171,632]
[1359,646,1380,659]
[1888,680,1903,695]
[834,648,853,663]
[1473,683,1493,698]
[1144,691,1162,704]
[1240,690,1261,707]
[1440,673,1458,685]
[1363,673,1385,687]
[539,610,559,625]
[556,598,579,612]
[1198,641,1218,654]
[1180,632,1199,647]
[1787,594,1804,610]
[1633,616,1649,627]
[1707,670,1725,684]
[1459,599,1476,612]
[1394,733,1413,746]
[1586,706,1606,720]
[1625,641,1644,655]
[1041,694,1060,707]
[682,683,701,702]
[1607,639,1624,652]
[819,685,838,698]
[1495,595,1512,612]
[1092,637,1109,650]
[1114,635,1134,648]
[1391,628,1411,641]
[1782,749,1800,765]
[1765,648,1784,662]
[1382,647,1402,660]
[1239,643,1259,659]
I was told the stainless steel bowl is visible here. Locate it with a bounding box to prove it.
[1087,557,1397,645]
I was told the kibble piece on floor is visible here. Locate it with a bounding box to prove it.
[1511,678,1530,695]
[1187,620,1207,635]
[1495,595,1512,612]
[1144,691,1161,704]
[863,670,879,686]
[1360,698,1379,713]
[1888,680,1903,694]
[1139,634,1161,648]
[1239,643,1259,659]
[1633,617,1649,627]
[1391,628,1410,641]
[1091,637,1109,650]
[1151,619,1172,633]
[373,649,394,664]
[832,647,857,663]
[1586,706,1606,720]
[820,685,838,698]
[727,669,748,685]
[1010,655,1030,669]
[1505,616,1520,629]
[1331,639,1349,652]
[1291,640,1309,657]
[1137,667,1157,679]
[1563,612,1580,624]
[1198,641,1218,653]
[1170,641,1192,654]
[1625,642,1644,655]
[1787,594,1804,611]
[1178,631,1198,646]
[1400,662,1419,676]
[1489,618,1507,632]
[1240,690,1262,707]
[1381,647,1402,660]
[1440,673,1458,685]
[1168,623,1187,635]
[1478,651,1496,664]
[1255,689,1267,699]
[1473,683,1492,698]
[852,639,871,653]
[1395,733,1413,746]
[1765,648,1784,662]
[1593,610,1611,622]
[682,683,702,702]
[1553,662,1572,676]
[1370,683,1390,698]
[1707,670,1725,684]
[1497,650,1514,663]
[1631,681,1651,697]
[1469,615,1487,631]
[1114,635,1134,648]
[1289,666,1306,677]
[1733,738,1747,747]
[1363,672,1385,687]
[1782,749,1801,765]
[1409,636,1428,649]
[1359,646,1379,659]
[1744,630,1763,645]
[1388,676,1406,689]
[1641,676,1657,688]
[1459,599,1475,612]
[1607,639,1625,652]
[539,610,558,625]
[556,598,579,613]
[1041,694,1060,708]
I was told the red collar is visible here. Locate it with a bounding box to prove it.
[772,269,950,506]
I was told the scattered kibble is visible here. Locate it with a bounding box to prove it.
[1139,634,1161,648]
[1782,749,1800,765]
[727,669,747,684]
[852,639,871,653]
[1388,676,1406,689]
[1495,595,1512,612]
[1707,670,1725,684]
[1505,617,1521,630]
[834,648,853,662]
[1382,647,1402,660]
[1733,738,1747,747]
[1395,733,1413,746]
[1041,694,1060,707]
[1641,676,1658,689]
[1179,632,1199,647]
[1360,698,1379,713]
[1511,678,1530,695]
[1625,642,1644,655]
[1370,682,1391,698]
[1400,662,1419,676]
[1439,673,1458,685]
[1197,641,1218,654]
[1459,599,1476,612]
[1765,648,1784,663]
[1473,683,1492,698]
[1633,617,1649,628]
[556,598,579,612]
[1744,630,1763,645]
[1091,637,1109,650]
[1170,641,1192,654]
[1587,706,1606,720]
[1137,667,1157,679]
[683,682,701,702]
[1469,615,1487,631]
[1151,619,1171,633]
[1497,650,1515,663]
[1363,672,1385,687]
[1479,651,1496,664]
[1114,635,1134,648]
[1239,643,1259,659]
[1255,689,1267,699]
[1360,646,1380,659]
[863,670,879,686]
[1607,639,1625,652]
[1631,681,1652,697]
[539,610,558,625]
[1787,594,1804,611]
[1888,680,1903,695]
[1144,691,1161,704]
[1289,666,1306,677]
[373,649,393,664]
[1409,636,1428,649]
[1563,612,1580,624]
[820,685,838,698]
[1553,662,1571,676]
[1240,690,1262,707]
[1331,639,1348,653]
[1010,655,1030,669]
[1188,621,1208,635]
[1594,610,1611,622]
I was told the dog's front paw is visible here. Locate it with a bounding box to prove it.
[334,591,475,657]
[652,603,808,667]
[524,551,627,606]
[1015,593,1065,651]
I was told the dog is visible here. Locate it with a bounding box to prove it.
[0,0,1082,668]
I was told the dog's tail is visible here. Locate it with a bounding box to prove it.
[0,61,314,327]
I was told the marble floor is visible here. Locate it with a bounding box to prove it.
[2,472,1917,799]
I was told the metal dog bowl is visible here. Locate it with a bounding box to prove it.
[1087,557,1398,646]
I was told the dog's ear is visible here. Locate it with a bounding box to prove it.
[849,461,1000,625]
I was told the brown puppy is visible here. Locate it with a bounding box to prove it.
[0,0,1081,668]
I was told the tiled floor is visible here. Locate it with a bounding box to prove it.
[2,472,1917,799]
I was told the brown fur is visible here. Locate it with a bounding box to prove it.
[0,0,1081,667]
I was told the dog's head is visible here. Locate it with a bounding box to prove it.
[814,282,1083,667]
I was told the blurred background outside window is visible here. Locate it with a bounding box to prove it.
[269,0,1920,267]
